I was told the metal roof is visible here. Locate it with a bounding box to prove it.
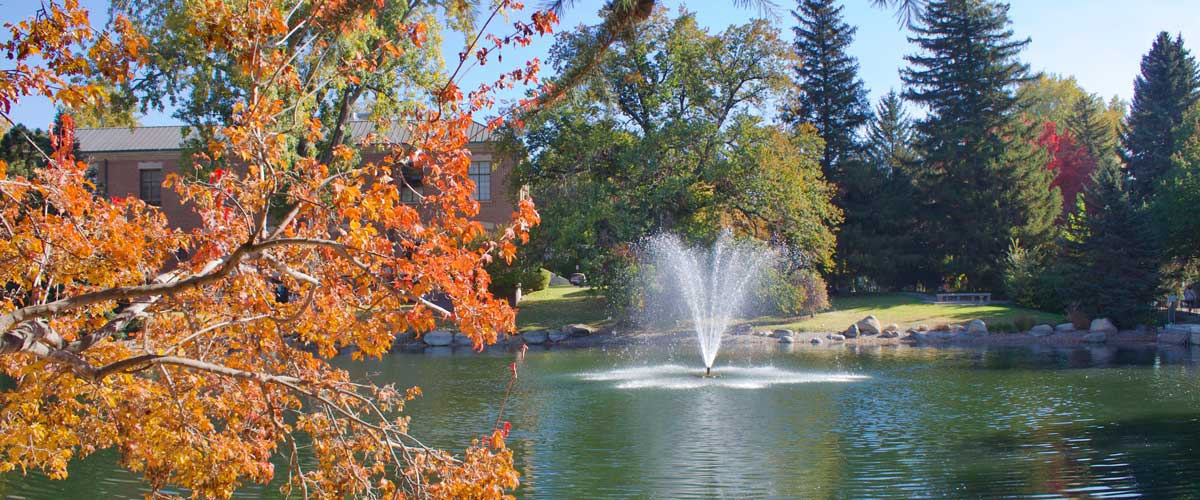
[75,120,496,153]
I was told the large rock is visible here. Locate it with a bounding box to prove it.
[856,315,882,335]
[1029,324,1055,337]
[563,324,595,337]
[810,337,823,345]
[880,330,900,339]
[779,335,795,344]
[452,332,473,346]
[522,329,549,345]
[422,329,454,346]
[1090,318,1118,335]
[1055,323,1076,333]
[966,319,988,336]
[884,323,900,334]
[548,329,568,342]
[771,329,795,339]
[843,324,860,339]
[1083,332,1107,343]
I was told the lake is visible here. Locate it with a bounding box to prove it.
[3,343,1200,499]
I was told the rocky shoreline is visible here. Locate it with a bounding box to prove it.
[396,316,1200,353]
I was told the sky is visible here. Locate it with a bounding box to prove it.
[2,0,1200,128]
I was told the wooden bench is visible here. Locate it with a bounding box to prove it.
[936,293,992,305]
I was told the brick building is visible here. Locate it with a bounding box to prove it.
[75,121,519,231]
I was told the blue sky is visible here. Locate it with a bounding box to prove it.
[3,0,1200,128]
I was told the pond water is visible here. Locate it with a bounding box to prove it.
[3,343,1200,499]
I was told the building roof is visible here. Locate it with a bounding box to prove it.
[75,120,497,153]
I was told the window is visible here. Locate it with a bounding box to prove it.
[400,183,420,202]
[469,161,491,201]
[138,162,163,206]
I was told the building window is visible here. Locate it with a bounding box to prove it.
[138,162,163,206]
[400,182,420,202]
[469,161,491,201]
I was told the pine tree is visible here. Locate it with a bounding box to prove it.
[900,0,1057,291]
[1064,94,1115,160]
[1121,32,1200,200]
[865,91,916,172]
[785,0,870,181]
[1060,158,1159,327]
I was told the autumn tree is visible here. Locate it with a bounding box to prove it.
[1038,121,1098,218]
[0,1,557,498]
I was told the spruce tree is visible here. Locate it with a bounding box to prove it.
[865,91,916,172]
[1121,32,1200,200]
[1065,94,1116,160]
[786,0,870,181]
[1060,158,1159,328]
[901,0,1057,291]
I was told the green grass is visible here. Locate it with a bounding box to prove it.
[515,286,610,331]
[750,293,1063,333]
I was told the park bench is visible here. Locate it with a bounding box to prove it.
[936,292,992,305]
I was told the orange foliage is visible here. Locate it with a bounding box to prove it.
[0,1,553,498]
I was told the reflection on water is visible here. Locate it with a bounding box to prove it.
[3,344,1200,499]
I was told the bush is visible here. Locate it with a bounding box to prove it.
[1012,314,1038,332]
[487,258,546,304]
[1067,302,1090,330]
[1002,239,1064,311]
[755,269,829,316]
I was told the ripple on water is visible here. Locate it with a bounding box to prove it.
[578,364,869,390]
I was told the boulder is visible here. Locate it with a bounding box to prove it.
[856,315,882,335]
[731,323,753,335]
[563,324,595,337]
[779,335,795,344]
[884,323,900,334]
[522,329,549,345]
[548,330,568,343]
[1083,332,1107,343]
[1055,323,1076,333]
[843,324,860,339]
[966,319,988,336]
[422,330,454,346]
[810,337,823,345]
[1090,318,1118,335]
[828,334,846,342]
[1029,324,1055,337]
[771,329,795,339]
[880,331,900,339]
[452,332,473,346]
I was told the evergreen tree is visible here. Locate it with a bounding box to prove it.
[901,0,1057,291]
[839,91,927,289]
[1121,32,1200,200]
[1060,158,1160,327]
[785,0,870,181]
[1065,93,1116,160]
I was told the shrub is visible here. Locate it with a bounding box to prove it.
[755,269,829,316]
[1012,314,1038,332]
[1002,239,1064,311]
[1067,302,1090,330]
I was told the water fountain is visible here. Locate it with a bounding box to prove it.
[646,233,774,374]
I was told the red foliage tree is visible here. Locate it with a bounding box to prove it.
[1038,121,1098,218]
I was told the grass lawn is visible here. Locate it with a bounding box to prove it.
[751,293,1063,333]
[515,286,610,332]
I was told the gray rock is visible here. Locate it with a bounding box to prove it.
[452,332,473,346]
[884,323,900,333]
[856,315,882,335]
[1090,318,1118,335]
[1029,324,1055,337]
[880,331,900,339]
[966,319,988,336]
[843,324,860,338]
[548,330,568,342]
[1055,323,1076,333]
[916,324,929,332]
[828,334,846,342]
[771,329,795,338]
[422,329,454,346]
[563,324,595,337]
[810,337,823,345]
[1083,332,1107,343]
[779,335,795,344]
[522,329,549,345]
